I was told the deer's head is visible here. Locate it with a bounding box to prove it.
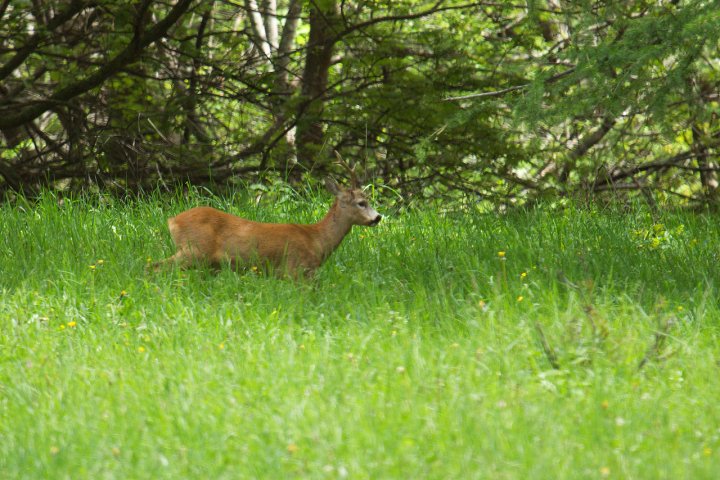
[326,151,382,227]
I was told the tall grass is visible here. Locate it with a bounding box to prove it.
[1,189,719,479]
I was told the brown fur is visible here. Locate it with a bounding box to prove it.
[153,181,381,278]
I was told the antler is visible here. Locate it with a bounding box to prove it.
[334,150,360,189]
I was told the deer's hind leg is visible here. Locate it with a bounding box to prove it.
[150,245,201,272]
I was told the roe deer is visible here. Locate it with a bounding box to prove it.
[153,155,381,278]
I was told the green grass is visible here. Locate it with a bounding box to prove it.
[1,189,719,479]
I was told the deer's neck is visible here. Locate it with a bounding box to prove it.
[312,200,353,260]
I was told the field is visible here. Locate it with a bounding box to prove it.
[1,189,719,479]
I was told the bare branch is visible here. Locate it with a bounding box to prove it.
[534,322,560,370]
[638,317,676,371]
[444,84,526,101]
[0,0,92,82]
[444,68,576,101]
[0,0,196,130]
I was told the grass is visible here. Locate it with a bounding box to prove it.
[1,188,719,479]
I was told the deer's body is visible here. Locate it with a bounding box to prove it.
[154,173,381,278]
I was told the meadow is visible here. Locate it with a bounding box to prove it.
[1,188,719,479]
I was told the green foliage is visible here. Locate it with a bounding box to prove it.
[1,193,720,477]
[1,1,719,204]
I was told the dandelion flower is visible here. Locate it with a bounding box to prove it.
[138,346,146,353]
[520,271,527,279]
[218,343,225,350]
[89,265,96,270]
[97,259,104,265]
[497,251,506,258]
[67,321,77,328]
[517,295,524,302]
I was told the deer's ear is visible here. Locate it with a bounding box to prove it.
[324,177,342,196]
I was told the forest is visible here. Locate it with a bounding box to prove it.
[4,2,720,478]
[2,0,719,205]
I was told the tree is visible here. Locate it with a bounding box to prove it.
[1,0,718,207]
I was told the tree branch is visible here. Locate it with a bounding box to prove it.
[0,0,12,24]
[0,0,195,130]
[444,68,576,101]
[334,2,492,42]
[0,0,91,82]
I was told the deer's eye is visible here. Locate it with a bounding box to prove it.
[357,201,368,208]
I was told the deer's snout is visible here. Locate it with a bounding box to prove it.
[368,214,382,226]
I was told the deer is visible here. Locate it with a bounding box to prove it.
[151,153,381,278]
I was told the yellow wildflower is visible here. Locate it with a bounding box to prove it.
[517,296,524,302]
[520,271,527,279]
[67,321,77,328]
[138,346,146,353]
[497,251,506,258]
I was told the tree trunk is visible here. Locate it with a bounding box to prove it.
[293,0,339,180]
[692,124,719,202]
